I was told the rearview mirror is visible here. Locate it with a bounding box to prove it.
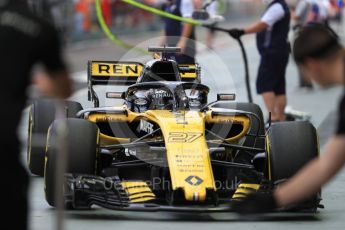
[217,94,236,101]
[106,92,125,99]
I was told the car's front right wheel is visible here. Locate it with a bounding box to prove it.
[44,118,99,207]
[27,99,83,176]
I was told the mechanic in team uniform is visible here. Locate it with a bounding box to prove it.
[0,0,72,229]
[160,0,201,64]
[234,24,345,214]
[229,0,290,123]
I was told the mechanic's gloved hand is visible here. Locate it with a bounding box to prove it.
[233,192,278,215]
[228,29,245,39]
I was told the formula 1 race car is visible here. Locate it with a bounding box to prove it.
[27,47,322,212]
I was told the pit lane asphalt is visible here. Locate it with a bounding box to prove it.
[20,27,345,230]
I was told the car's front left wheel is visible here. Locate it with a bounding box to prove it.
[267,121,321,212]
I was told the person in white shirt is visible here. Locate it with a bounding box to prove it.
[293,0,329,89]
[229,0,291,123]
[295,0,328,24]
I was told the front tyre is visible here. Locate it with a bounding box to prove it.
[27,99,83,176]
[44,118,99,207]
[267,121,321,211]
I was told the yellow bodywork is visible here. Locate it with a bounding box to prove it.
[85,107,251,202]
[90,61,198,81]
[232,183,260,199]
[121,181,156,203]
[146,110,214,201]
[91,62,144,78]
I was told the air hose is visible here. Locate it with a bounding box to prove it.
[95,0,148,54]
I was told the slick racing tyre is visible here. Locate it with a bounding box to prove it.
[44,118,99,207]
[27,99,83,176]
[267,121,321,211]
